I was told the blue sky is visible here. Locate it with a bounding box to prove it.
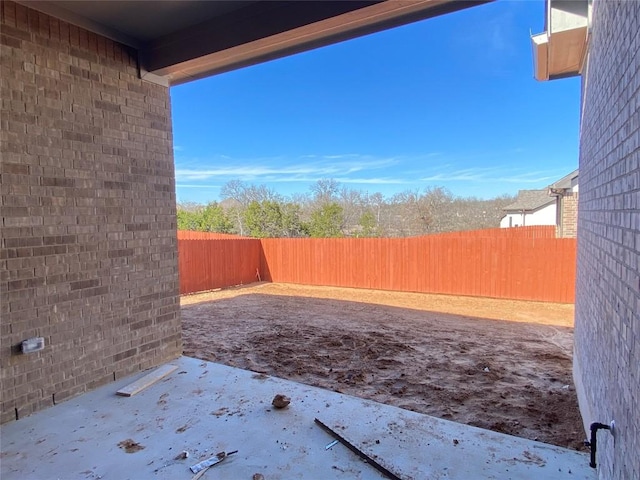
[171,0,581,204]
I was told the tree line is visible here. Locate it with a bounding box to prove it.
[177,179,515,238]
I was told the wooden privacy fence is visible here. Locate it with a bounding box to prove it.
[259,236,576,303]
[178,226,576,303]
[178,238,262,294]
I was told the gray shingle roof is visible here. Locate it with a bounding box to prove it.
[503,189,554,212]
[550,169,579,190]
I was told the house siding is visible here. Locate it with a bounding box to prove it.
[573,1,640,479]
[0,1,182,423]
[500,203,556,228]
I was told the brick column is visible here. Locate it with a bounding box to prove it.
[559,193,578,238]
[1,1,182,423]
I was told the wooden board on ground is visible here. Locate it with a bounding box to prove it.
[116,364,178,397]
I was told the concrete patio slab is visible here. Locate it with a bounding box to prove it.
[1,356,594,479]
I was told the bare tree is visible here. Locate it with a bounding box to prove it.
[220,180,282,235]
[187,178,516,238]
[338,187,366,235]
[310,178,340,204]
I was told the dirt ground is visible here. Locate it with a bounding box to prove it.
[181,282,586,451]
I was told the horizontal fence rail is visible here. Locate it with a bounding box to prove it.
[178,226,576,303]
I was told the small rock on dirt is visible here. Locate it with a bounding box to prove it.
[253,474,265,480]
[271,394,290,409]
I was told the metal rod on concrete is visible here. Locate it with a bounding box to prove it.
[314,418,403,480]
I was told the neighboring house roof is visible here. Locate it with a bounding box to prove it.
[549,168,579,192]
[503,169,579,213]
[503,189,555,212]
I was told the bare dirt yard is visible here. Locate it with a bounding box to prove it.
[181,282,585,451]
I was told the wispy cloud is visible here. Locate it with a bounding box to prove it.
[266,176,408,185]
[175,184,221,189]
[174,154,400,183]
[336,177,408,185]
[174,150,574,203]
[420,166,561,185]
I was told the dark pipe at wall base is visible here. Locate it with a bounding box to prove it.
[587,422,611,468]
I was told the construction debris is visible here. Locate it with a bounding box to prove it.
[325,440,339,450]
[190,450,238,474]
[116,364,178,397]
[314,418,403,480]
[174,451,189,460]
[271,394,290,409]
[117,439,144,453]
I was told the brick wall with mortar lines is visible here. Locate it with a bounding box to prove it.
[560,193,578,238]
[0,1,182,424]
[574,1,640,479]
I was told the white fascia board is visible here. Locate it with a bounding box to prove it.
[531,32,549,81]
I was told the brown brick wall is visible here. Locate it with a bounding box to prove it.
[0,1,182,424]
[574,1,640,478]
[559,193,578,238]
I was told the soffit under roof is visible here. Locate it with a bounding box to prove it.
[49,1,255,44]
[20,0,491,85]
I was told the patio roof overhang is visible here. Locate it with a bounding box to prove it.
[19,0,491,86]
